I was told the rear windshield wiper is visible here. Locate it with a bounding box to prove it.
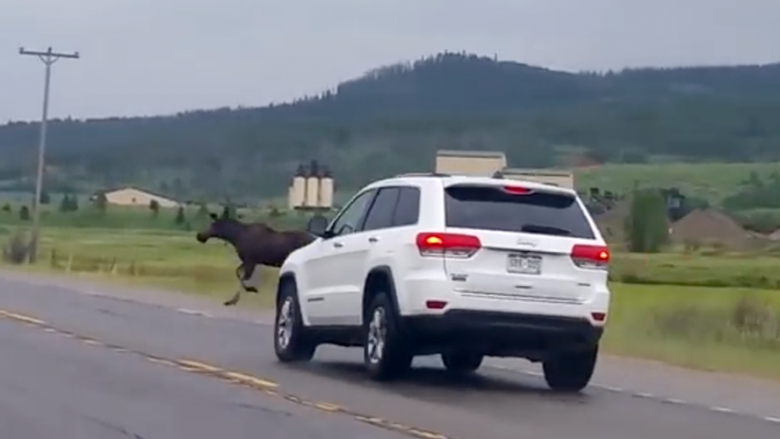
[520,224,572,236]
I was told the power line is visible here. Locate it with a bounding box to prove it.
[18,46,80,263]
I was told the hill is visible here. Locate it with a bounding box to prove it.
[2,52,780,200]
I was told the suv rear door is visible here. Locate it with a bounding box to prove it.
[441,182,607,304]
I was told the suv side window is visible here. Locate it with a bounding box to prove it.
[392,186,420,226]
[362,187,400,232]
[328,189,376,236]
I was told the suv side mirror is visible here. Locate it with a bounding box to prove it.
[306,215,330,237]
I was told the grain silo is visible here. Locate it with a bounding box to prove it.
[304,160,320,207]
[289,164,306,209]
[435,149,507,176]
[318,165,334,209]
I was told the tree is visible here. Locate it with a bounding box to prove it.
[624,188,670,253]
[195,202,209,220]
[19,205,30,221]
[39,190,51,205]
[174,206,186,225]
[1,203,10,213]
[59,194,71,212]
[149,199,160,218]
[4,52,780,199]
[93,192,108,214]
[69,194,79,212]
[220,202,236,220]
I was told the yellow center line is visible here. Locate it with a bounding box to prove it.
[0,307,452,439]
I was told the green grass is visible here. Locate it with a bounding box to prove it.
[610,252,780,289]
[0,203,318,231]
[3,225,780,379]
[604,283,780,379]
[575,161,780,202]
[6,226,278,307]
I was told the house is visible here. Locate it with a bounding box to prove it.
[435,149,507,176]
[91,187,179,208]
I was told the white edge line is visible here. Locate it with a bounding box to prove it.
[764,416,780,423]
[598,385,624,392]
[176,308,211,317]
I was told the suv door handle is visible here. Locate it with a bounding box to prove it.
[368,237,379,243]
[333,241,344,248]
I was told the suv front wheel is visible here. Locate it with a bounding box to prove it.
[274,282,316,363]
[363,293,412,381]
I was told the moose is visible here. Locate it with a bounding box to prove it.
[195,212,321,306]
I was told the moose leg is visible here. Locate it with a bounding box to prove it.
[223,262,258,306]
[224,289,241,306]
[240,263,259,293]
[224,264,246,306]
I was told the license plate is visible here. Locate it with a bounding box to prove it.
[507,253,542,274]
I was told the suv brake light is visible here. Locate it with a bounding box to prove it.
[416,232,481,258]
[570,244,609,270]
[503,185,533,195]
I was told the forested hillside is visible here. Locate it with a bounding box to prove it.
[2,52,780,200]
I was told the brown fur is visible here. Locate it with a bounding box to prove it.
[196,213,314,305]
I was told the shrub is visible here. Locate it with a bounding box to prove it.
[2,231,31,264]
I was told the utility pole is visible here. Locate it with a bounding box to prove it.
[18,47,80,263]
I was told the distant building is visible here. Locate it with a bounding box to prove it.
[433,150,575,189]
[91,187,179,208]
[435,150,507,176]
[497,168,575,189]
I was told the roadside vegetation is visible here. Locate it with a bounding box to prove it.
[1,197,779,380]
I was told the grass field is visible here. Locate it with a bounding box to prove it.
[2,222,780,379]
[574,161,780,202]
[603,283,780,378]
[0,202,317,231]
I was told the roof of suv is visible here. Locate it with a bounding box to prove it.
[368,174,577,196]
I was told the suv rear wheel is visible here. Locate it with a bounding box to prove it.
[542,345,598,392]
[364,293,412,381]
[274,282,316,363]
[441,351,483,374]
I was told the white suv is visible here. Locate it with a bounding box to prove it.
[273,173,610,391]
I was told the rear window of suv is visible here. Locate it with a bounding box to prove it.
[444,185,596,239]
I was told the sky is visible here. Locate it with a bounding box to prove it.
[1,0,779,122]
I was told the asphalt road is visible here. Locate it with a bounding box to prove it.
[0,271,778,439]
[0,308,409,438]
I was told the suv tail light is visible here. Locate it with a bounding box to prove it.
[416,232,481,258]
[570,244,609,270]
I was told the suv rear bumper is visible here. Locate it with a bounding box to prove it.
[399,310,603,359]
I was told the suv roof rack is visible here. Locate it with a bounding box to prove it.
[395,172,451,178]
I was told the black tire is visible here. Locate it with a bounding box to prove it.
[542,345,598,392]
[441,351,484,374]
[274,281,316,363]
[363,293,412,381]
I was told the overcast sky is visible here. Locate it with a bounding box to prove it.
[1,0,778,122]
